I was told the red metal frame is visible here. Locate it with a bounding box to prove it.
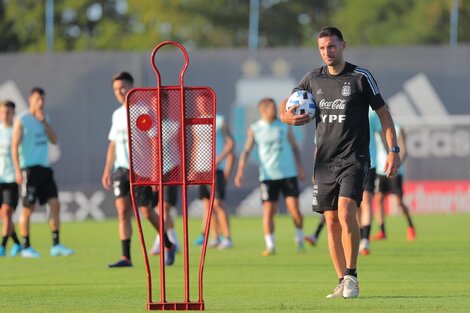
[126,41,216,311]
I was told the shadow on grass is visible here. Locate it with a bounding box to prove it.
[363,295,464,299]
[0,282,129,287]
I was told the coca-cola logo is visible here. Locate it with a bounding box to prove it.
[318,99,346,110]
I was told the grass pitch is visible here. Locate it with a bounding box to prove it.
[1,214,469,312]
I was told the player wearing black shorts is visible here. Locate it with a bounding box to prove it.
[149,185,180,255]
[194,113,234,250]
[280,27,400,298]
[11,88,74,258]
[0,100,22,257]
[101,72,175,268]
[358,109,384,255]
[236,98,305,256]
[372,125,415,241]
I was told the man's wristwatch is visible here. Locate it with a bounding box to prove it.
[389,146,400,153]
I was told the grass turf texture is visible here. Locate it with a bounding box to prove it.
[1,214,469,312]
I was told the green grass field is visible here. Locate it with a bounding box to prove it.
[1,214,469,313]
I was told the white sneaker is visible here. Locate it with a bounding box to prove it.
[326,281,344,298]
[208,238,220,248]
[343,275,359,298]
[150,235,161,255]
[21,247,41,258]
[218,238,233,250]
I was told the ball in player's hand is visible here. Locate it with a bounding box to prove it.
[286,90,316,122]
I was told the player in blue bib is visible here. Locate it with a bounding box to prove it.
[372,124,416,241]
[11,87,74,258]
[235,98,305,256]
[357,108,382,256]
[193,113,235,249]
[0,100,22,257]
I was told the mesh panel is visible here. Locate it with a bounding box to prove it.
[184,88,214,184]
[127,87,214,185]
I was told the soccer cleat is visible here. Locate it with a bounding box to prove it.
[218,238,233,250]
[371,230,387,241]
[193,233,205,246]
[21,247,41,258]
[50,244,75,256]
[108,257,133,268]
[326,281,344,299]
[359,238,370,256]
[261,247,275,256]
[9,243,22,257]
[407,226,416,241]
[208,238,220,248]
[304,235,317,246]
[165,245,177,266]
[297,241,305,254]
[0,246,5,257]
[343,275,359,298]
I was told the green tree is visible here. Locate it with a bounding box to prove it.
[55,0,130,51]
[1,0,468,52]
[1,0,46,52]
[122,0,250,49]
[331,0,469,46]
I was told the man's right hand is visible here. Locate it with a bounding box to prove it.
[234,172,243,188]
[102,172,111,190]
[280,104,310,126]
[35,109,46,123]
[15,170,23,185]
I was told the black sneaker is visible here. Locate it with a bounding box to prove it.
[165,245,176,266]
[108,257,133,268]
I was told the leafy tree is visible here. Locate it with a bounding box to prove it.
[1,0,46,52]
[331,0,469,46]
[0,0,468,52]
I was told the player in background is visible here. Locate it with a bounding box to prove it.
[280,26,400,298]
[147,92,181,255]
[11,88,74,258]
[235,98,305,256]
[304,146,326,246]
[372,124,416,241]
[357,108,382,256]
[194,153,234,248]
[0,100,22,257]
[304,215,326,246]
[193,113,235,249]
[149,187,180,255]
[101,72,176,267]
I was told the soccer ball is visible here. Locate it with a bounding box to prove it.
[286,90,316,121]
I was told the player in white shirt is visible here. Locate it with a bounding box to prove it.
[101,72,176,267]
[0,100,22,257]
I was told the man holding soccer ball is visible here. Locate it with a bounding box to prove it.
[280,26,400,298]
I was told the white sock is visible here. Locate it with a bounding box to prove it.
[167,228,179,246]
[264,234,275,250]
[152,234,160,250]
[295,228,304,244]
